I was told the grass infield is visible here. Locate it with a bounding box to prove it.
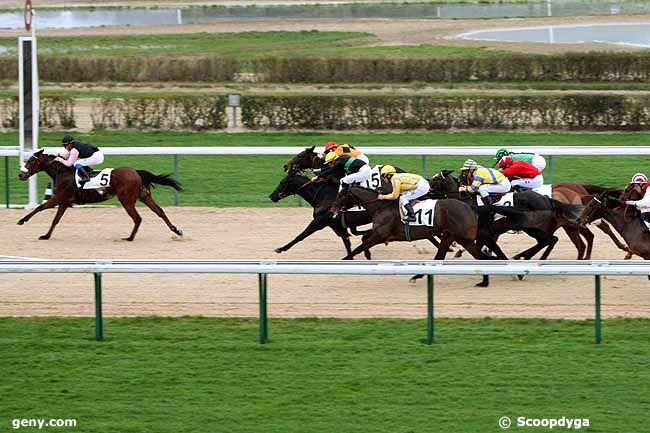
[0,317,648,432]
[2,130,650,207]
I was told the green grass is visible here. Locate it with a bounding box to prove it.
[0,317,648,433]
[0,32,506,59]
[3,130,650,207]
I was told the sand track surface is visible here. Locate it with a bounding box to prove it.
[1,207,648,319]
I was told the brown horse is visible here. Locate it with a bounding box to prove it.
[555,182,630,258]
[333,185,493,286]
[17,149,183,241]
[577,191,650,278]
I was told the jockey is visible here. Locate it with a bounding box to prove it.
[495,148,546,172]
[323,141,370,164]
[54,135,104,184]
[458,159,510,206]
[498,156,543,190]
[377,165,430,222]
[625,172,650,228]
[317,151,372,189]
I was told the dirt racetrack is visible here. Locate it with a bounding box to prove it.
[1,207,649,319]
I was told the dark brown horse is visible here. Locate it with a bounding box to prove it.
[577,191,650,278]
[555,182,630,258]
[269,171,373,258]
[17,149,183,241]
[428,170,584,261]
[333,185,493,286]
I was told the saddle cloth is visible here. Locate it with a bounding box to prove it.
[401,199,438,227]
[77,168,113,190]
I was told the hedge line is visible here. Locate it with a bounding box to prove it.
[2,94,649,131]
[1,52,650,82]
[0,96,227,130]
[240,94,650,130]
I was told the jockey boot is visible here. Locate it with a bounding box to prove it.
[482,194,493,207]
[403,203,416,222]
[77,166,91,182]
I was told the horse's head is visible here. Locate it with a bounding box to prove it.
[576,191,618,225]
[284,146,319,173]
[620,182,645,202]
[18,149,54,181]
[269,172,311,202]
[428,169,458,199]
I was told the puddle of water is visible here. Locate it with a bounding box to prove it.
[461,23,650,48]
[1,2,650,29]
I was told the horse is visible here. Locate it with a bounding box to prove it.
[284,146,323,173]
[17,149,183,241]
[577,191,650,279]
[333,185,494,286]
[554,182,630,258]
[428,170,585,261]
[269,171,374,258]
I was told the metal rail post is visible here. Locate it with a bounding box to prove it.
[427,274,434,344]
[4,156,9,208]
[173,155,180,206]
[258,273,268,344]
[421,155,427,178]
[595,275,602,344]
[547,155,553,184]
[94,272,103,341]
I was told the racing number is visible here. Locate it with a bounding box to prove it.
[99,173,109,186]
[415,208,434,226]
[363,171,381,189]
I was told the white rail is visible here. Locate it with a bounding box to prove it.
[0,259,648,275]
[4,145,650,157]
[1,259,641,345]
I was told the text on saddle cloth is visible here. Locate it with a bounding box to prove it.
[401,199,438,227]
[76,168,113,190]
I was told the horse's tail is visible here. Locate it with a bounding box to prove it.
[137,170,183,192]
[549,198,583,221]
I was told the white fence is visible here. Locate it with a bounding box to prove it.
[4,144,648,208]
[2,259,645,344]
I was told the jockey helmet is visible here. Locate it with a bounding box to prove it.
[324,141,339,153]
[630,172,648,184]
[62,135,75,144]
[498,156,513,168]
[380,165,397,176]
[460,159,478,171]
[495,148,510,160]
[324,152,340,165]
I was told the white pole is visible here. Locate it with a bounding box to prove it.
[29,11,39,209]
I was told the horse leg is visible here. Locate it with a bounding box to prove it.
[562,224,586,260]
[39,204,70,240]
[361,231,373,260]
[342,232,385,260]
[579,225,595,260]
[17,197,60,225]
[329,225,357,259]
[120,199,142,241]
[596,221,632,258]
[140,193,183,236]
[410,234,454,282]
[275,219,326,253]
[456,238,493,287]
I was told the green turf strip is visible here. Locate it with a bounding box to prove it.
[0,317,647,432]
[2,130,650,207]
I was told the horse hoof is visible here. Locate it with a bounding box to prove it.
[517,274,525,281]
[122,237,134,241]
[454,250,463,258]
[17,220,25,226]
[475,281,489,287]
[38,234,50,240]
[274,248,283,254]
[174,228,183,237]
[410,274,424,283]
